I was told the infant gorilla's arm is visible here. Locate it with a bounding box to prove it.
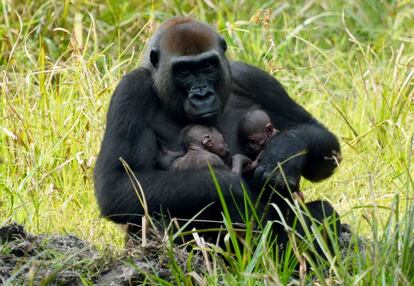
[157,148,184,170]
[174,150,227,170]
[231,153,253,174]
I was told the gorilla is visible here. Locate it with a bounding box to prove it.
[94,17,342,242]
[237,109,279,163]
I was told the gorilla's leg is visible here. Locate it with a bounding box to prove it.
[275,200,341,259]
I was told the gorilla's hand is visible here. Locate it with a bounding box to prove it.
[210,170,246,197]
[205,169,249,222]
[253,130,307,194]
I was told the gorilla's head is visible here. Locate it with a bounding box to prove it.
[143,17,232,124]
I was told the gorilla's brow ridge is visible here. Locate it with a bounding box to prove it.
[161,21,216,55]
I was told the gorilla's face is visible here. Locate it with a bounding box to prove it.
[148,21,231,125]
[172,51,224,124]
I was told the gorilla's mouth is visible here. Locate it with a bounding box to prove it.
[198,111,218,118]
[190,110,219,124]
[184,96,220,123]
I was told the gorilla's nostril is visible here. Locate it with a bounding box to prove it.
[189,90,215,107]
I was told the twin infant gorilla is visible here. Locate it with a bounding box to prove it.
[159,109,276,174]
[159,109,306,204]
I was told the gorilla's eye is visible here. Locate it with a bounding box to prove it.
[201,61,215,71]
[176,68,191,77]
[173,63,191,77]
[200,57,219,73]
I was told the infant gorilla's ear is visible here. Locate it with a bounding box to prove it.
[202,135,213,147]
[265,122,276,137]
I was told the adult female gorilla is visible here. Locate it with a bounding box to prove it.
[94,17,342,237]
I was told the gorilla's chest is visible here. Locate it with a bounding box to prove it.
[220,93,259,154]
[152,110,186,151]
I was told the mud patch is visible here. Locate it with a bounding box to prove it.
[0,223,204,285]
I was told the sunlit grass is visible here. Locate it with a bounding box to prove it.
[1,0,413,284]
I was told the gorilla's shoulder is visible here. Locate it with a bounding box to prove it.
[108,67,157,123]
[230,61,255,74]
[111,67,154,101]
[230,61,273,83]
[123,67,152,80]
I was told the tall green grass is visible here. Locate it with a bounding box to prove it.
[1,0,413,284]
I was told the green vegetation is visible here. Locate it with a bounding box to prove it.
[1,0,413,284]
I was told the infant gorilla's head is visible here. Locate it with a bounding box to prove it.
[181,124,230,159]
[238,109,278,157]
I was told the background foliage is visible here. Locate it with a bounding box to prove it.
[0,1,413,283]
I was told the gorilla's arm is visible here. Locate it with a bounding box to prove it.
[95,169,242,224]
[94,68,244,225]
[230,62,340,186]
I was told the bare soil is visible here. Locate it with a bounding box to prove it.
[0,223,204,285]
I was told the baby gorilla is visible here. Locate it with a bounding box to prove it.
[238,109,305,201]
[158,124,251,174]
[238,109,279,160]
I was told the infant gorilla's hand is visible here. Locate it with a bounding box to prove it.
[253,132,307,193]
[231,153,254,174]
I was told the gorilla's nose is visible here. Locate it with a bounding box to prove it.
[189,86,215,107]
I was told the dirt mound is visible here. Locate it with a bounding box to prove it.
[0,223,203,285]
[0,223,364,284]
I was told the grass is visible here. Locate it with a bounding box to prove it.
[1,0,413,284]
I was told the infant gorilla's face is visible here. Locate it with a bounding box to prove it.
[206,132,230,159]
[244,131,268,156]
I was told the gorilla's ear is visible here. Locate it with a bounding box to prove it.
[265,123,275,137]
[150,48,160,67]
[219,36,227,53]
[202,135,213,147]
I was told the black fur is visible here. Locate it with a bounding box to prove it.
[94,19,341,245]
